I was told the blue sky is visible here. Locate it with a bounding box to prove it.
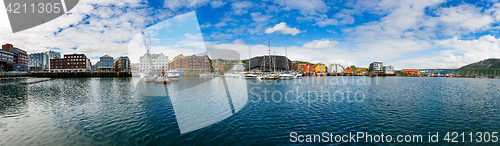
[1,0,500,69]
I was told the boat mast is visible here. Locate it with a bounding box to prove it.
[285,46,288,71]
[268,41,271,71]
[275,50,277,72]
[248,46,251,72]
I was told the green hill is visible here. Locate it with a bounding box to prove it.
[460,58,500,69]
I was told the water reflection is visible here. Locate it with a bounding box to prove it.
[0,79,29,116]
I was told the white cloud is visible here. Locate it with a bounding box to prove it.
[265,22,302,36]
[250,12,273,23]
[314,18,338,27]
[163,0,210,11]
[214,22,228,28]
[231,1,254,15]
[272,0,329,15]
[210,1,226,9]
[302,39,338,48]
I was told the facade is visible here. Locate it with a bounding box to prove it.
[2,44,28,71]
[0,49,15,71]
[383,65,394,74]
[356,68,368,73]
[94,62,100,71]
[291,62,299,71]
[329,63,344,73]
[314,63,326,73]
[301,63,314,73]
[99,55,114,71]
[402,69,420,74]
[28,51,61,71]
[345,67,353,74]
[140,53,169,72]
[114,56,131,72]
[244,55,291,71]
[369,62,384,73]
[170,54,211,72]
[50,54,91,72]
[215,65,224,71]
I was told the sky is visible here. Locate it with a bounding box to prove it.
[1,0,500,69]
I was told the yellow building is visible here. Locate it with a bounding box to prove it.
[314,63,326,73]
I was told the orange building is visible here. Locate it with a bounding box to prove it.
[301,63,314,73]
[356,68,367,73]
[402,69,420,74]
[170,54,189,69]
[345,67,353,74]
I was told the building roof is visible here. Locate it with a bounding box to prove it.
[101,55,112,58]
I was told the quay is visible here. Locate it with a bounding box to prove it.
[31,72,132,78]
[0,72,132,78]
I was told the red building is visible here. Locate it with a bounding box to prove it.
[2,44,28,71]
[301,63,314,73]
[345,67,353,74]
[402,69,420,74]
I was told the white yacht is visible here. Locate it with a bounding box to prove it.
[279,72,294,80]
[244,72,259,79]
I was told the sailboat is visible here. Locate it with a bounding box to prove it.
[141,32,155,82]
[245,46,258,79]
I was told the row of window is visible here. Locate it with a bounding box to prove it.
[52,66,84,69]
[65,55,85,59]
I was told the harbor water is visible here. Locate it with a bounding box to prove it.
[1,76,500,145]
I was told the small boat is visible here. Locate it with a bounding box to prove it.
[155,76,170,84]
[265,74,279,80]
[167,70,180,80]
[244,72,259,79]
[279,72,294,80]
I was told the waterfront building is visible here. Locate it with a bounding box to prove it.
[114,56,130,72]
[140,53,169,73]
[329,63,344,73]
[291,62,299,71]
[2,44,28,71]
[99,55,114,71]
[215,65,224,72]
[369,62,383,73]
[383,65,394,74]
[314,63,326,73]
[0,49,15,72]
[356,68,368,73]
[94,62,100,71]
[28,51,61,71]
[229,63,245,72]
[50,54,91,72]
[170,54,211,72]
[402,69,420,74]
[345,67,353,74]
[301,63,314,73]
[244,55,291,71]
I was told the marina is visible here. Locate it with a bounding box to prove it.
[1,76,500,145]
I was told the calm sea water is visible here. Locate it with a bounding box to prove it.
[1,76,500,145]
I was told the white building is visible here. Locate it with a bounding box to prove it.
[139,53,169,72]
[329,63,344,73]
[383,65,394,74]
[369,62,383,73]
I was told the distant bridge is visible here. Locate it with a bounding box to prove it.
[409,68,500,77]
